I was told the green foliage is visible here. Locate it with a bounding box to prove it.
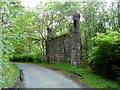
[80,2,119,60]
[0,64,19,88]
[9,51,45,63]
[0,1,24,87]
[33,49,45,63]
[9,54,33,62]
[1,1,120,87]
[90,30,120,80]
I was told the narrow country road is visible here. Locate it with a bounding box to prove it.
[15,63,81,88]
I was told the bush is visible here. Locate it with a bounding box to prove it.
[9,51,44,63]
[90,30,120,80]
[9,54,34,62]
[9,54,21,62]
[34,51,44,63]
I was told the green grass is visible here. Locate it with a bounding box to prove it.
[13,62,120,88]
[0,64,19,88]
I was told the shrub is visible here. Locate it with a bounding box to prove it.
[33,50,45,63]
[9,54,34,62]
[9,54,20,62]
[90,30,120,80]
[9,51,45,63]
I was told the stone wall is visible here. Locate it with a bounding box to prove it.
[46,33,81,65]
[47,34,72,64]
[46,14,82,65]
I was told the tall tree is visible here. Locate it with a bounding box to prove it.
[0,1,24,86]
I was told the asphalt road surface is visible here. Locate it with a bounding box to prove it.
[15,63,81,88]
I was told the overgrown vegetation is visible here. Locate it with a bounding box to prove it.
[0,64,19,88]
[90,30,120,80]
[1,1,120,88]
[0,2,24,88]
[9,52,44,63]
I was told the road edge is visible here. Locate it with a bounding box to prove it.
[23,63,92,88]
[9,64,25,88]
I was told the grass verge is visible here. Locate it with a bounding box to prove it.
[13,62,120,88]
[0,63,19,88]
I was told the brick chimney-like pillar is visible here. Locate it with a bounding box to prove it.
[71,13,82,65]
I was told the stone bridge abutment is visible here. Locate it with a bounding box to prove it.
[46,14,82,65]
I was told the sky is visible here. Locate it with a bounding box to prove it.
[20,0,118,9]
